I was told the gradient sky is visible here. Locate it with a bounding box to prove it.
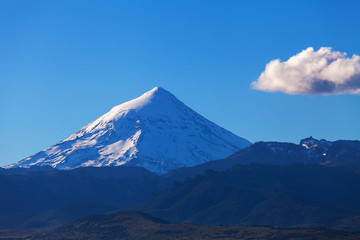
[1,0,360,166]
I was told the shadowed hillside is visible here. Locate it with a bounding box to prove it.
[23,211,360,240]
[140,164,360,231]
[0,166,173,230]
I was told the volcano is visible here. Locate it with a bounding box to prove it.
[7,87,250,173]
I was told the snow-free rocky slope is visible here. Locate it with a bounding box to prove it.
[7,87,250,173]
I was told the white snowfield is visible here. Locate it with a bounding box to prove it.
[7,87,251,173]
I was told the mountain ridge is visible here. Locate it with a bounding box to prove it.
[165,137,360,181]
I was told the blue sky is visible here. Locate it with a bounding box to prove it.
[1,0,360,166]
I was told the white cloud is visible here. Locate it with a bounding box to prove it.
[251,47,360,95]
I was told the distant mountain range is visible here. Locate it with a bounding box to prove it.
[165,137,360,181]
[6,87,250,173]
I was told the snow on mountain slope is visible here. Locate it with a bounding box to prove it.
[7,87,251,173]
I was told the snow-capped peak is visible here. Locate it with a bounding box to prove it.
[72,87,178,136]
[7,87,251,173]
[300,136,332,150]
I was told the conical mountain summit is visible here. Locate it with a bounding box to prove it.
[7,87,251,173]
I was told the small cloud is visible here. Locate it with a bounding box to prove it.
[251,47,360,95]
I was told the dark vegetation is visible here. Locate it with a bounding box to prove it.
[24,211,360,240]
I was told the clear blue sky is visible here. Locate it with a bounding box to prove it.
[1,0,360,166]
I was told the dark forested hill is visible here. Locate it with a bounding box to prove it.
[140,164,360,231]
[0,166,173,229]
